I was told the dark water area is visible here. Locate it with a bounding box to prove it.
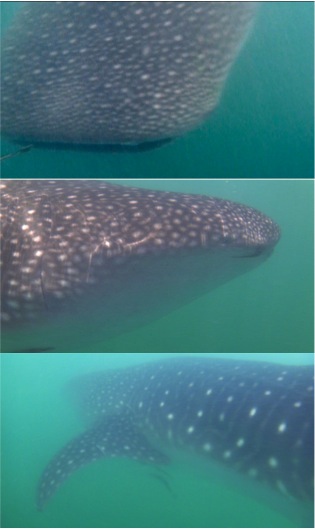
[1,353,314,528]
[1,2,314,179]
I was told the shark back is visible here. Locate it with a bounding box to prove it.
[2,2,257,146]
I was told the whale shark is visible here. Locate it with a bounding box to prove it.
[1,2,257,148]
[37,356,314,525]
[0,180,280,353]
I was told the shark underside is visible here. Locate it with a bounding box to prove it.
[1,2,258,147]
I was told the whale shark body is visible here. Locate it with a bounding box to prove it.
[37,356,314,525]
[1,2,257,148]
[0,180,280,353]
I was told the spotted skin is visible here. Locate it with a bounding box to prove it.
[1,1,257,146]
[37,357,314,513]
[37,413,170,511]
[1,180,280,352]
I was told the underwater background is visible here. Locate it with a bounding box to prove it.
[1,2,314,179]
[1,352,314,529]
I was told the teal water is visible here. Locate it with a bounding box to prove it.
[1,352,314,528]
[1,2,314,178]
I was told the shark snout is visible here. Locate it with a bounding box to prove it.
[237,212,281,252]
[197,198,281,255]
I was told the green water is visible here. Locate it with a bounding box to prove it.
[1,353,314,528]
[1,2,314,178]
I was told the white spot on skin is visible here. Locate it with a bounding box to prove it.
[277,480,289,495]
[219,413,225,422]
[7,301,19,310]
[248,468,258,478]
[278,422,287,433]
[236,438,245,448]
[203,443,212,452]
[268,457,279,468]
[264,390,272,396]
[142,45,151,56]
[197,410,204,418]
[227,396,234,403]
[249,408,257,417]
[294,402,302,408]
[206,389,212,396]
[167,414,174,421]
[187,426,195,434]
[223,450,232,459]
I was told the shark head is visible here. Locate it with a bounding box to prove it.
[1,180,280,352]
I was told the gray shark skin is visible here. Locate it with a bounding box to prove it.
[37,357,314,525]
[1,2,257,147]
[0,180,280,353]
